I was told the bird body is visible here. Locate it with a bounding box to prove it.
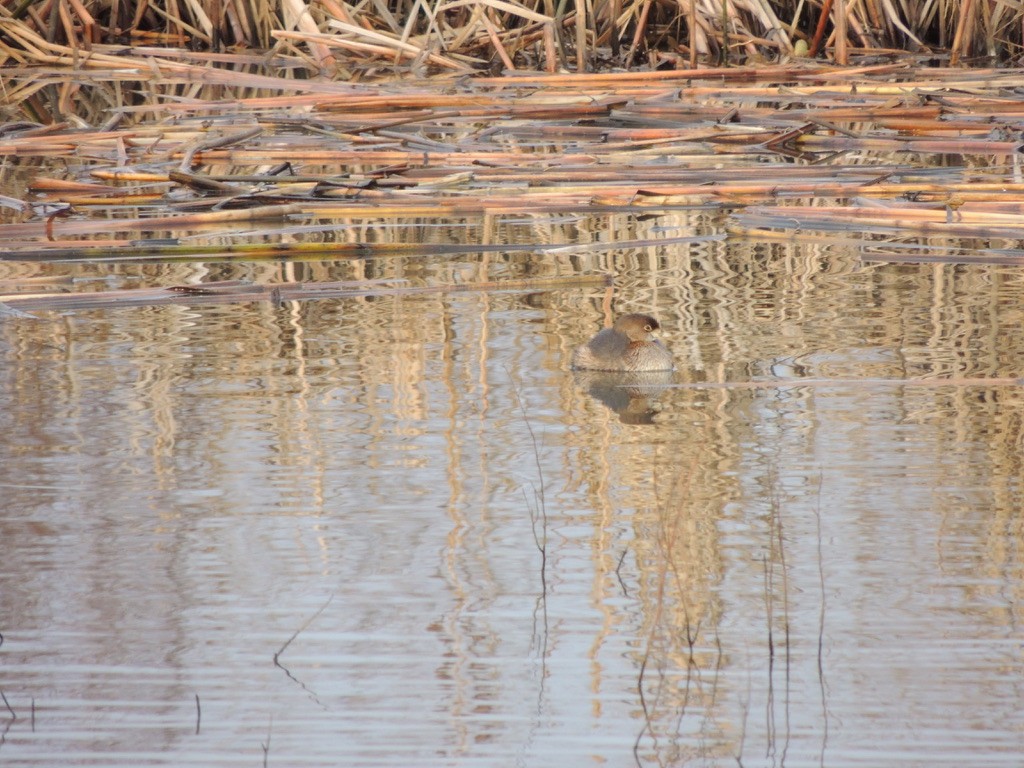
[571,313,674,372]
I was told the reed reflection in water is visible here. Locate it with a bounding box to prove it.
[1,222,1023,767]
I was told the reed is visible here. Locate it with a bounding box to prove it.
[0,0,1020,83]
[0,274,612,310]
[3,60,1024,266]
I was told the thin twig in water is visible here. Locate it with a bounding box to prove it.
[194,693,201,735]
[261,716,272,767]
[771,481,793,765]
[633,654,651,768]
[274,594,334,665]
[520,487,549,600]
[814,471,829,767]
[615,547,630,597]
[763,555,773,660]
[509,374,549,610]
[763,554,776,758]
[634,508,673,767]
[273,594,334,707]
[0,690,15,719]
[735,664,751,767]
[509,373,552,744]
[684,616,702,666]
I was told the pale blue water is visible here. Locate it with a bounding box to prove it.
[1,222,1023,767]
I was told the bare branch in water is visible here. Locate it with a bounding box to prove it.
[0,690,15,720]
[273,594,335,708]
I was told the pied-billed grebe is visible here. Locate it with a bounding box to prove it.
[571,313,674,372]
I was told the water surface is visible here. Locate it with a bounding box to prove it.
[2,211,1023,766]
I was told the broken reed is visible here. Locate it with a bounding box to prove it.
[0,0,1019,83]
[6,64,1024,264]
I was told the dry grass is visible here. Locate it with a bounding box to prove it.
[0,0,1020,84]
[4,61,1024,266]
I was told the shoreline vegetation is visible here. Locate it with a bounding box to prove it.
[4,60,1024,261]
[0,0,1020,88]
[4,1,1024,274]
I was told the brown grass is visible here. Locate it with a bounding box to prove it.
[3,59,1024,267]
[0,0,1020,83]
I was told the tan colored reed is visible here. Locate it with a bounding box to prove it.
[1,0,1022,78]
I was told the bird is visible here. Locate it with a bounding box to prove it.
[571,313,674,372]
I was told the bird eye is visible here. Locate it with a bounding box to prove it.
[645,324,653,331]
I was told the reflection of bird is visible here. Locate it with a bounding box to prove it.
[572,369,674,425]
[571,314,674,372]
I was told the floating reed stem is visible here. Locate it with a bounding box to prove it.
[4,62,1024,270]
[0,274,613,311]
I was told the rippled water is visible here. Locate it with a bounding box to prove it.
[2,211,1024,766]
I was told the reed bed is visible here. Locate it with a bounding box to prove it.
[3,60,1024,273]
[1,0,1022,76]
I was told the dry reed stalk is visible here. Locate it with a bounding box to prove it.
[6,0,1024,69]
[795,136,1021,153]
[8,63,1024,264]
[0,274,611,311]
[88,171,176,184]
[0,204,302,241]
[478,10,517,70]
[0,275,75,287]
[0,19,357,93]
[280,0,336,66]
[748,204,1024,224]
[275,27,475,70]
[732,204,1024,241]
[949,0,974,65]
[40,194,167,206]
[661,375,1024,388]
[861,252,1024,266]
[28,178,127,194]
